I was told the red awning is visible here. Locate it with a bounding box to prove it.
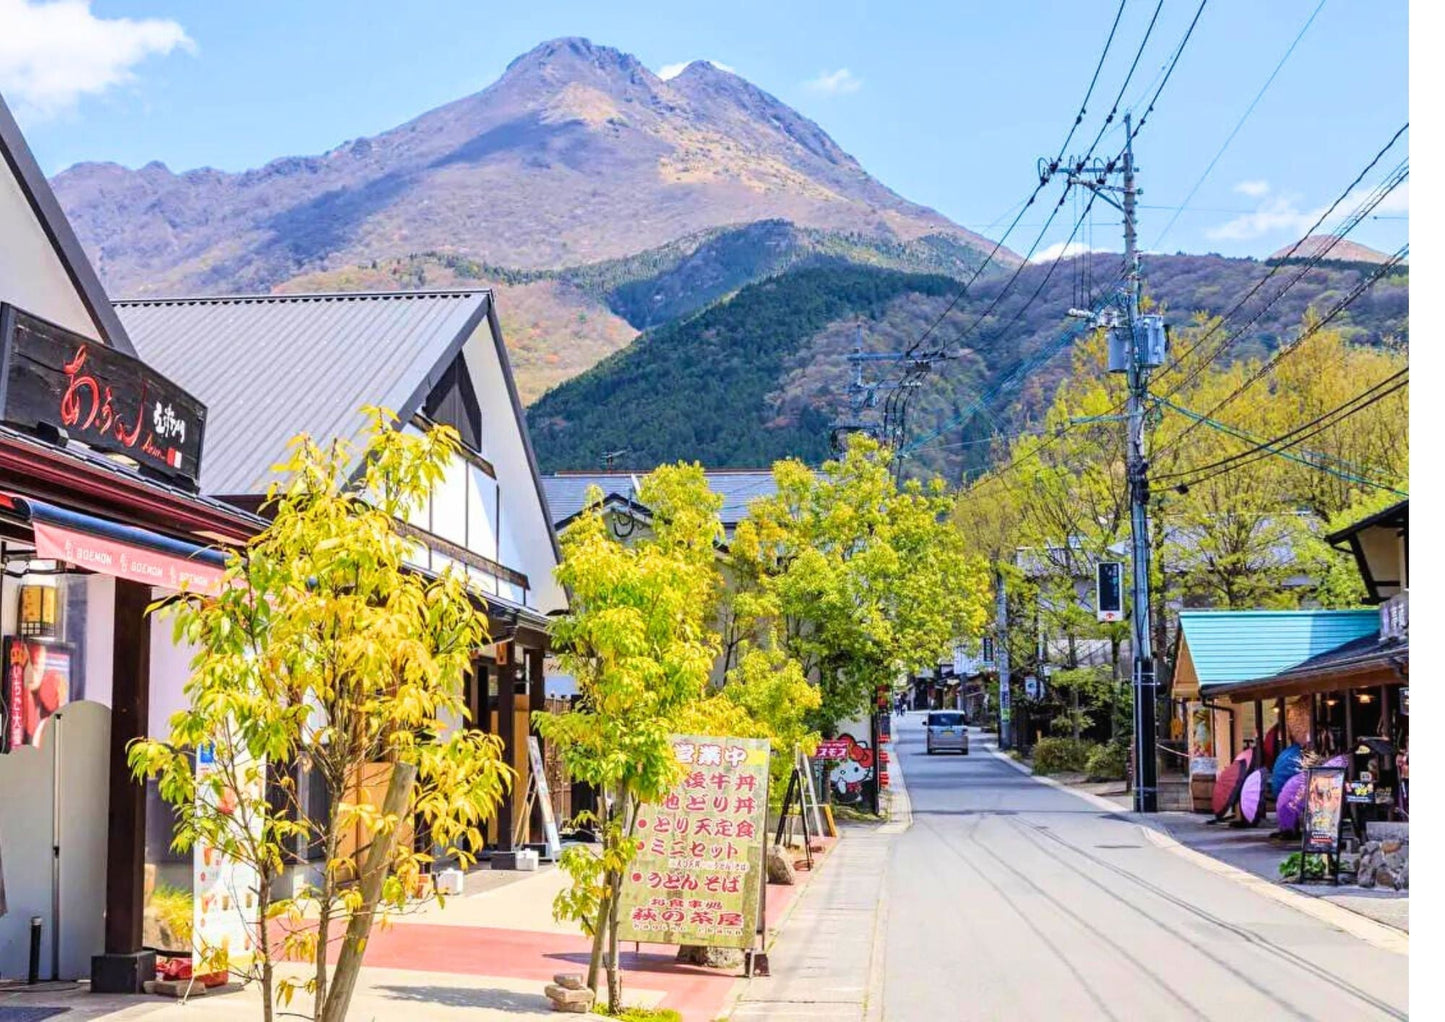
[2,492,226,595]
[30,519,223,595]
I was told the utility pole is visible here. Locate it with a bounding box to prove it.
[1060,111,1164,812]
[1121,113,1159,813]
[995,569,1011,751]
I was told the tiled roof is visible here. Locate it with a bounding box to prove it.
[1177,609,1380,689]
[542,470,777,531]
[115,290,491,495]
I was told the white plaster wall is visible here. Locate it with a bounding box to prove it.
[460,325,565,614]
[83,574,116,708]
[0,155,101,341]
[148,600,198,739]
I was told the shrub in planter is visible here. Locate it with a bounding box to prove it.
[1032,737,1090,775]
[1085,742,1129,782]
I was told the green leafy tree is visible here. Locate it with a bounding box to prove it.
[129,409,513,1022]
[732,435,990,732]
[536,464,722,1012]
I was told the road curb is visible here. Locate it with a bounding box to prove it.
[879,735,913,834]
[986,742,1409,955]
[985,743,1127,813]
[1135,821,1409,955]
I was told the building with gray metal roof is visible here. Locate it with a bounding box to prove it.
[542,469,776,536]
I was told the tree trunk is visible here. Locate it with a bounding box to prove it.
[606,791,634,1014]
[587,892,609,995]
[313,829,336,1020]
[320,762,419,1022]
[257,873,274,1022]
[606,867,624,1013]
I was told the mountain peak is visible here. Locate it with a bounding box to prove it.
[504,36,649,79]
[1268,236,1396,265]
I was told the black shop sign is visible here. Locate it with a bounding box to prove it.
[0,305,205,487]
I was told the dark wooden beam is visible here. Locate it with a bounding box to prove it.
[494,651,517,852]
[93,578,155,991]
[527,646,545,845]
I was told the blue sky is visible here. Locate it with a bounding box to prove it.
[3,0,1408,260]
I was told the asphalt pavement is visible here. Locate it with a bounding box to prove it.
[880,712,1408,1022]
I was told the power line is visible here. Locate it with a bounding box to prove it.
[903,0,1164,367]
[897,0,1131,364]
[1149,0,1326,250]
[904,1,1208,474]
[1159,370,1407,490]
[1155,396,1407,494]
[1153,123,1408,398]
[1154,242,1407,458]
[1161,158,1406,397]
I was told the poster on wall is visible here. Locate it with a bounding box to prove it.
[1301,766,1346,855]
[1188,704,1215,776]
[616,735,770,949]
[193,742,264,974]
[3,637,75,751]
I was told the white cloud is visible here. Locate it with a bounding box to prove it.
[1234,179,1270,198]
[1032,241,1104,263]
[1207,181,1409,242]
[656,59,736,81]
[0,0,194,119]
[804,68,862,96]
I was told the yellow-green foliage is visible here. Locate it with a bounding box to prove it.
[129,409,513,1022]
[150,883,193,947]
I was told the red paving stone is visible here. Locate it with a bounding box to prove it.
[277,839,835,1021]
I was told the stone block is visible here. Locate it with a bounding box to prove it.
[677,944,745,968]
[552,973,586,991]
[766,844,796,885]
[545,983,595,1007]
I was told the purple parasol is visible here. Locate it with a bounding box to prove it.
[1239,767,1268,825]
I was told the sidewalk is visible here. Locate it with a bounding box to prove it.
[727,750,909,1021]
[1,837,836,1022]
[986,736,1409,934]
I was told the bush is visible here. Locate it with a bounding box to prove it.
[1085,742,1128,782]
[1032,737,1090,775]
[1279,852,1328,881]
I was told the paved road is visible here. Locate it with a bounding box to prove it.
[881,713,1408,1021]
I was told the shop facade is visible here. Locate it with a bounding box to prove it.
[1170,500,1408,824]
[0,92,260,990]
[116,287,568,869]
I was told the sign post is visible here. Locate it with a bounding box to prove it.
[617,736,771,951]
[1299,766,1346,884]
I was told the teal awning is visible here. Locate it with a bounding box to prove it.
[1176,609,1380,695]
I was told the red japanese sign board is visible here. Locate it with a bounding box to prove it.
[616,735,770,949]
[814,739,852,760]
[0,305,206,487]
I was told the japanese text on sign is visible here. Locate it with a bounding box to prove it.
[617,735,769,949]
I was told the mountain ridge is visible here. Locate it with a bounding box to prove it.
[51,36,1009,299]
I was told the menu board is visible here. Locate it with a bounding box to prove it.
[1302,766,1346,855]
[193,742,264,972]
[616,735,770,949]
